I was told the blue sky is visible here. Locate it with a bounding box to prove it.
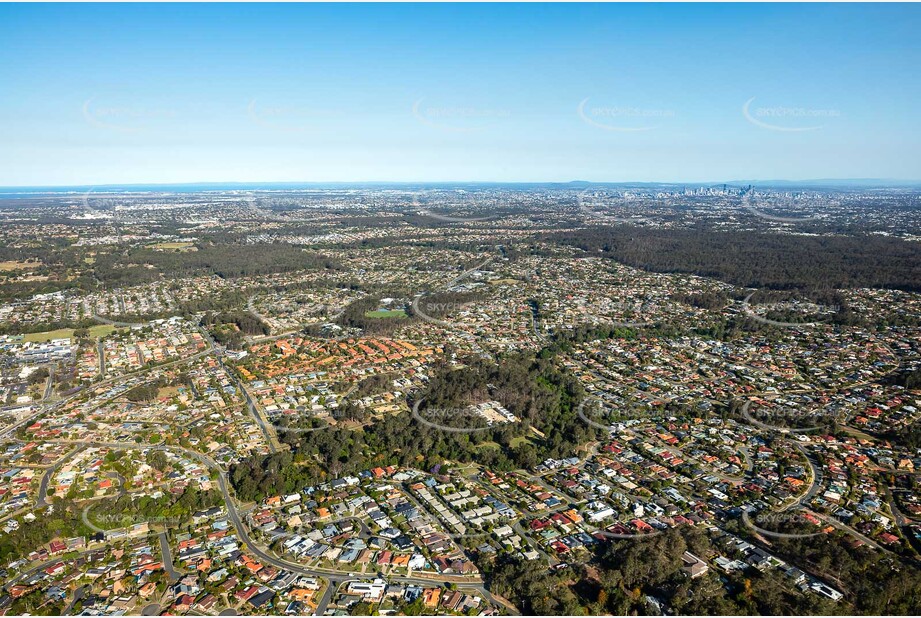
[1,3,919,185]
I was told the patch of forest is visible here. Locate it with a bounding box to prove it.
[549,227,921,292]
[92,242,341,285]
[229,352,598,502]
[334,296,412,337]
[202,311,269,348]
[488,522,920,616]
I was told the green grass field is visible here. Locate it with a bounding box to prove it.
[473,441,501,451]
[364,309,408,319]
[24,324,119,342]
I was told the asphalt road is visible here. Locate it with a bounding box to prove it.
[236,379,280,454]
[790,442,825,508]
[3,548,100,591]
[91,313,143,328]
[13,287,900,615]
[63,584,89,614]
[47,439,517,614]
[36,447,79,508]
[159,531,183,582]
[204,325,281,454]
[97,339,106,378]
[42,366,54,402]
[10,316,517,614]
[0,407,47,440]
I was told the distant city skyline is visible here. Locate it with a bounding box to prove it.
[0,178,921,190]
[2,3,920,185]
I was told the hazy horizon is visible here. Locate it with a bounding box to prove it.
[3,177,921,194]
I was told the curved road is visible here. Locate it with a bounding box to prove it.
[45,439,516,614]
[91,313,143,328]
[8,315,521,613]
[36,447,79,508]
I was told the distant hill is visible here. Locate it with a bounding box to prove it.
[2,178,920,195]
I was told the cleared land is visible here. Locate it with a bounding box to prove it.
[473,441,501,451]
[509,435,533,448]
[23,324,119,342]
[147,241,197,252]
[0,260,41,271]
